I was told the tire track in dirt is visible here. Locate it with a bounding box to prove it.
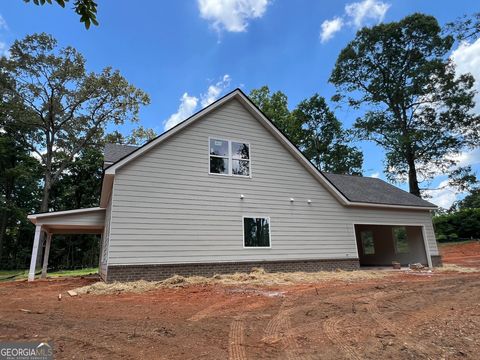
[323,317,362,360]
[229,317,247,360]
[188,297,244,322]
[365,292,432,356]
[262,296,310,360]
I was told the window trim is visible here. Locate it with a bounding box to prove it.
[392,226,410,254]
[360,230,375,255]
[242,216,272,249]
[208,137,252,178]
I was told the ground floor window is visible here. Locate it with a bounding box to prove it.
[360,230,375,255]
[393,226,409,254]
[243,217,270,248]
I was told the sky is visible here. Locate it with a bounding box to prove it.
[1,0,479,208]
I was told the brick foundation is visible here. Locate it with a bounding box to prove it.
[105,259,360,282]
[431,255,443,267]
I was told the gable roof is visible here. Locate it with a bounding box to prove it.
[104,144,139,165]
[323,173,436,208]
[100,89,436,210]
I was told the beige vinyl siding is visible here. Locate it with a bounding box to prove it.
[108,98,438,265]
[100,196,113,278]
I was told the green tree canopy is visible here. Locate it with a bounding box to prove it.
[0,33,150,212]
[249,86,305,146]
[330,13,479,197]
[293,94,363,175]
[447,12,480,41]
[24,0,98,29]
[249,86,363,175]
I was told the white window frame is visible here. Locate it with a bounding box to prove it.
[208,137,252,178]
[242,216,272,249]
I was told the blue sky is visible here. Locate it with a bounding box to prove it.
[1,0,479,208]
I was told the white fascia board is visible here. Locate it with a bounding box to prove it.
[28,207,105,224]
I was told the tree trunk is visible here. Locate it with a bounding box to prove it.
[406,152,421,197]
[0,209,7,263]
[40,175,52,213]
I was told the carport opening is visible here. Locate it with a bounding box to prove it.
[354,224,428,267]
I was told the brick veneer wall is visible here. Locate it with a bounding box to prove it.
[431,255,443,267]
[105,259,360,282]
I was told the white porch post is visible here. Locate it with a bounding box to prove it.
[28,225,43,282]
[41,233,52,279]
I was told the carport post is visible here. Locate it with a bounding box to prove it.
[28,225,42,282]
[41,233,52,279]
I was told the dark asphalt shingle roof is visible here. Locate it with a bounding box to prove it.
[323,173,436,208]
[104,144,138,164]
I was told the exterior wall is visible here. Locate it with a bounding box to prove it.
[99,195,113,280]
[106,259,359,282]
[108,98,439,267]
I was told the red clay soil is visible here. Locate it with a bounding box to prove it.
[1,245,480,359]
[440,241,480,268]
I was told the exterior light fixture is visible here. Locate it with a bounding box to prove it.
[290,198,295,202]
[307,199,312,204]
[240,194,244,199]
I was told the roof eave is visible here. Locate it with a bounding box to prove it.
[346,201,437,211]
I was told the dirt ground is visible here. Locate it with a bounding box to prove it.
[1,243,479,360]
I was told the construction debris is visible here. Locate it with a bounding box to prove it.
[67,290,78,297]
[58,294,62,301]
[409,263,425,270]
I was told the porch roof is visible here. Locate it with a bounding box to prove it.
[27,207,105,234]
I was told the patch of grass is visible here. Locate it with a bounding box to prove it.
[0,270,29,281]
[74,267,392,295]
[47,268,98,278]
[0,268,98,282]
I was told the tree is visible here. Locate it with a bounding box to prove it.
[24,0,99,29]
[249,86,305,146]
[104,126,158,146]
[455,189,480,210]
[293,94,363,175]
[0,33,150,212]
[330,14,479,197]
[447,12,480,41]
[250,86,363,175]
[433,209,480,241]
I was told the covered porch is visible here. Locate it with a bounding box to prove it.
[354,223,432,268]
[27,208,105,281]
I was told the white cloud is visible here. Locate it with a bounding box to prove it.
[164,74,232,131]
[164,93,199,131]
[197,0,270,33]
[0,15,8,30]
[345,0,390,28]
[0,41,9,58]
[370,172,380,178]
[449,148,480,168]
[424,180,458,209]
[320,17,344,43]
[200,74,231,107]
[319,0,390,43]
[451,38,480,114]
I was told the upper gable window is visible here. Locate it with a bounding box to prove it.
[209,138,250,177]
